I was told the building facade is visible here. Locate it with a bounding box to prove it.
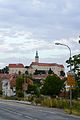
[28,62,64,76]
[9,64,26,74]
[28,51,64,76]
[8,51,65,76]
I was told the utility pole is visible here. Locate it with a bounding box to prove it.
[55,43,72,114]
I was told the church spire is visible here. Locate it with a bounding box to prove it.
[35,51,39,63]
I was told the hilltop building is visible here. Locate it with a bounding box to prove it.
[8,51,65,76]
[28,51,64,76]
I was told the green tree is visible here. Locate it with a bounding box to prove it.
[41,75,64,96]
[27,84,40,97]
[34,69,38,75]
[16,76,24,97]
[60,71,65,77]
[48,68,53,74]
[1,66,9,74]
[25,70,28,75]
[66,54,80,98]
[66,54,80,73]
[66,54,80,82]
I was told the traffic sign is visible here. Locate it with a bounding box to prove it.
[67,73,76,86]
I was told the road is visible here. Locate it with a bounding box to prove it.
[0,100,80,120]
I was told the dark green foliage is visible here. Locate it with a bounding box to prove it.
[0,90,2,95]
[18,71,21,75]
[27,84,40,97]
[41,75,64,96]
[72,88,80,99]
[48,68,53,74]
[0,66,9,74]
[60,71,65,76]
[17,90,24,97]
[66,54,80,72]
[25,70,28,75]
[16,76,24,92]
[34,69,38,75]
[34,69,46,75]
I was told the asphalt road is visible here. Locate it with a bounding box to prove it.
[0,100,80,120]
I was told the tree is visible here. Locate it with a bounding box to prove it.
[60,71,65,77]
[34,69,38,75]
[25,70,28,75]
[41,75,64,96]
[16,76,24,97]
[1,66,9,74]
[66,54,80,98]
[18,71,21,75]
[48,68,53,74]
[27,84,40,97]
[66,54,80,73]
[66,54,80,87]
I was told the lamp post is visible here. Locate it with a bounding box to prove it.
[55,42,72,114]
[79,36,80,44]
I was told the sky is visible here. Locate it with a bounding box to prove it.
[0,0,80,72]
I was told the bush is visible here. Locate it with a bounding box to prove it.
[41,97,69,109]
[0,90,2,94]
[17,90,24,98]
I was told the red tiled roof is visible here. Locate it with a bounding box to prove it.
[9,64,24,68]
[30,62,64,68]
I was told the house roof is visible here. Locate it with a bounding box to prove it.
[9,64,24,68]
[0,73,17,87]
[30,62,64,68]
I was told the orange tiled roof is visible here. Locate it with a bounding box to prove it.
[9,64,24,68]
[30,62,64,68]
[0,74,16,87]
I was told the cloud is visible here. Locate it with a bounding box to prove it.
[0,0,79,40]
[0,0,79,71]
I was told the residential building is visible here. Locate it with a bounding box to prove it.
[1,74,16,96]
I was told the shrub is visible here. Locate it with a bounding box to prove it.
[17,90,24,98]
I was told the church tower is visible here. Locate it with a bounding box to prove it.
[35,51,39,63]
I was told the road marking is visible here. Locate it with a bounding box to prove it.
[25,115,38,120]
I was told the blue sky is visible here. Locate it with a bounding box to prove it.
[0,0,80,72]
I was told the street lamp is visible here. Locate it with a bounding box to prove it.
[79,36,80,44]
[55,42,72,114]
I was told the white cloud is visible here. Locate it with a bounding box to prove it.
[0,0,79,72]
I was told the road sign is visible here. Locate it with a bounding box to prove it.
[67,73,76,86]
